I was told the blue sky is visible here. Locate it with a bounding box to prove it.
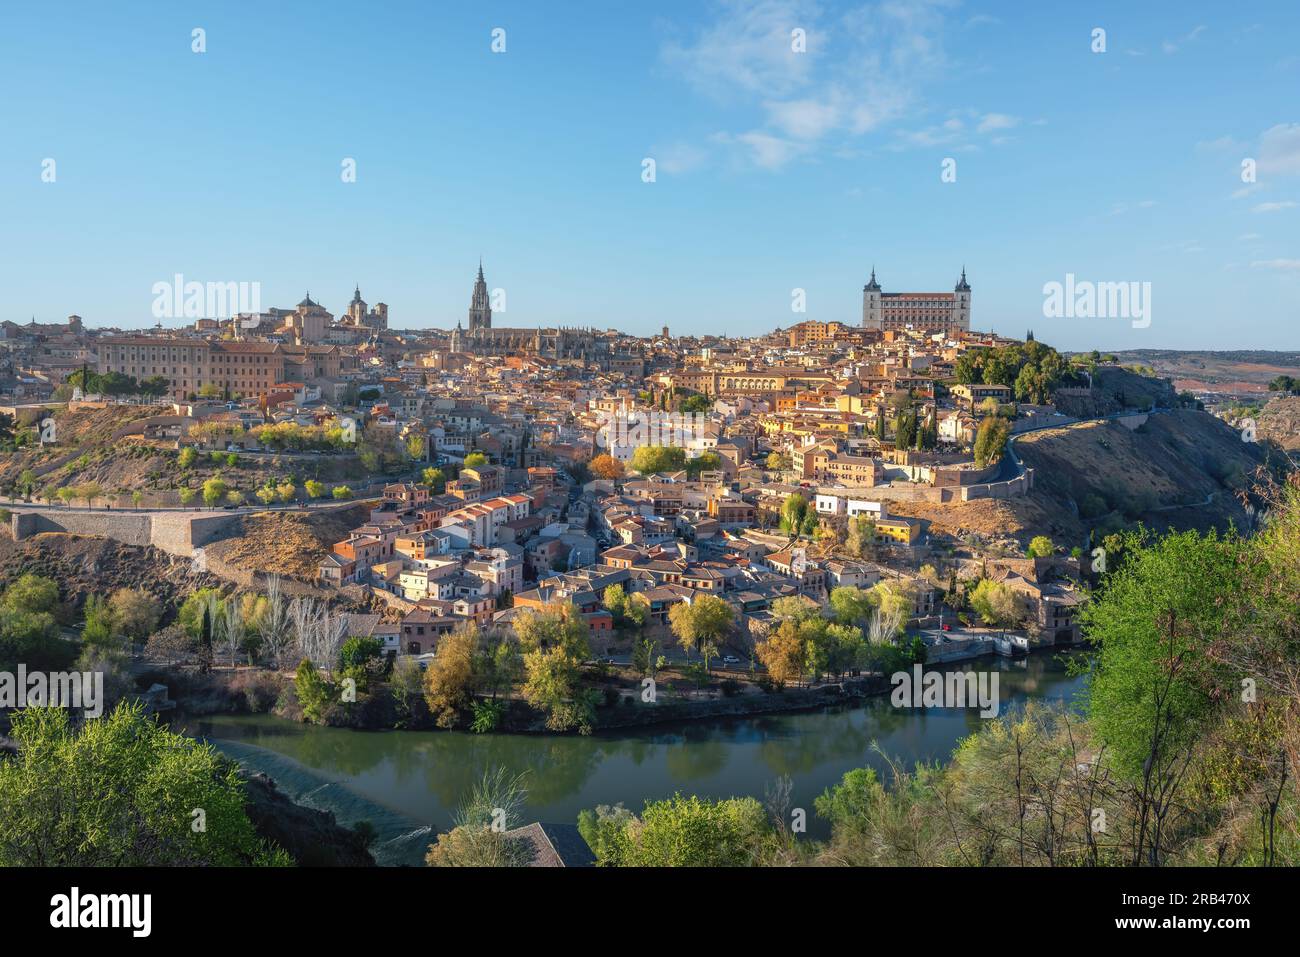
[1,0,1297,351]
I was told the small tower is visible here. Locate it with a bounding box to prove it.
[862,266,882,330]
[468,261,492,333]
[954,267,972,332]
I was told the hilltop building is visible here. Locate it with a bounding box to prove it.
[862,268,971,335]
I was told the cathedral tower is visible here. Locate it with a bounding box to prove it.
[468,261,492,332]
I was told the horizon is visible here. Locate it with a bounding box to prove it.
[2,0,1298,349]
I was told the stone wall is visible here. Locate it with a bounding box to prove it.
[10,507,241,557]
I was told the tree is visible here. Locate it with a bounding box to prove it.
[684,451,723,479]
[463,451,489,469]
[80,595,122,652]
[588,454,625,481]
[845,516,876,558]
[304,479,325,499]
[2,573,60,614]
[755,625,805,688]
[422,467,446,492]
[969,579,1027,636]
[679,393,712,414]
[766,451,791,472]
[78,482,102,508]
[629,445,686,475]
[202,477,228,507]
[108,588,161,643]
[178,486,196,506]
[0,703,289,866]
[332,485,352,500]
[602,583,627,622]
[256,575,292,669]
[780,494,810,536]
[515,604,593,732]
[829,586,873,626]
[668,594,733,671]
[580,794,773,867]
[973,416,1011,469]
[1026,535,1054,559]
[423,624,478,728]
[426,768,531,867]
[1080,526,1241,865]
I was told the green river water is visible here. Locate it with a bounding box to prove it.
[179,651,1089,865]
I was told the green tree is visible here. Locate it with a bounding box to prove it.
[463,451,489,469]
[0,703,290,866]
[1080,527,1242,865]
[1026,535,1055,559]
[629,445,686,475]
[580,794,773,866]
[202,477,228,507]
[973,416,1011,469]
[516,604,593,732]
[668,593,734,671]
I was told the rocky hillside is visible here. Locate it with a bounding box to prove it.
[204,503,372,580]
[892,410,1274,548]
[1256,394,1300,451]
[1014,409,1268,543]
[0,404,372,507]
[1051,366,1178,417]
[0,531,219,613]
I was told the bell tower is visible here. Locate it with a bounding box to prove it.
[468,261,492,332]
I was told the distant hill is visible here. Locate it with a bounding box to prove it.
[1101,350,1300,395]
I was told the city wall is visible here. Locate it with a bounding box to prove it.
[9,508,242,557]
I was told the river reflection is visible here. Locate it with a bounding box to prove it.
[178,651,1089,864]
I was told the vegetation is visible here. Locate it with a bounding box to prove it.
[0,703,289,866]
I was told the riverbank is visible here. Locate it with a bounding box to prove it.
[150,647,1087,737]
[178,651,1092,865]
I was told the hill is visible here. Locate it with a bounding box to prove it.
[889,410,1273,548]
[1256,394,1300,451]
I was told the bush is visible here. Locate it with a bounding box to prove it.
[229,670,283,713]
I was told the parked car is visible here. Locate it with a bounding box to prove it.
[721,655,740,665]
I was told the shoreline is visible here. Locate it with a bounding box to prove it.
[161,644,1089,738]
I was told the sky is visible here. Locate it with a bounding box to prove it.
[1,0,1297,351]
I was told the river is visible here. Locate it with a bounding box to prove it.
[178,651,1089,865]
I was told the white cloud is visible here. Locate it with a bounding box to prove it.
[659,0,956,170]
[1252,201,1297,213]
[660,0,819,100]
[1250,259,1300,270]
[976,112,1018,134]
[713,130,810,169]
[764,97,843,139]
[655,143,709,174]
[1196,135,1246,153]
[1162,25,1207,55]
[1259,123,1300,176]
[1237,233,1262,242]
